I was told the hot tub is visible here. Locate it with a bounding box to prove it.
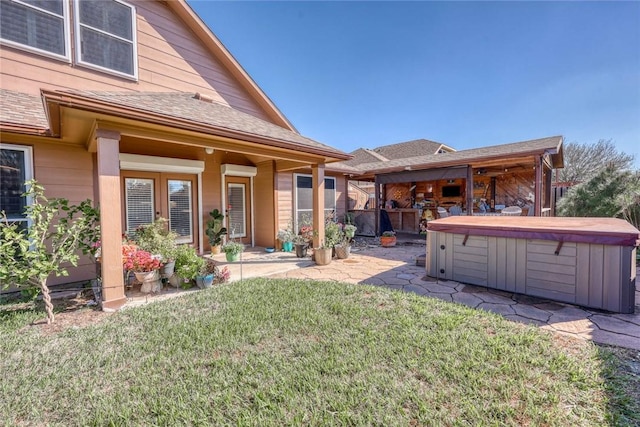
[427,217,640,313]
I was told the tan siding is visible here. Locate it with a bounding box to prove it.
[276,172,293,231]
[254,161,276,247]
[0,0,272,122]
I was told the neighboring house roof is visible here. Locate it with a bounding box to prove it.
[37,89,350,160]
[0,89,49,133]
[341,148,389,167]
[372,138,454,160]
[353,136,564,175]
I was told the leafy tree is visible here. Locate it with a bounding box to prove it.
[557,165,640,225]
[0,180,100,323]
[556,139,635,183]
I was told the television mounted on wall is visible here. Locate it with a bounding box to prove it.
[442,185,461,198]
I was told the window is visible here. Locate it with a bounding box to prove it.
[74,0,137,79]
[124,178,154,234]
[294,174,336,231]
[0,144,34,230]
[168,180,192,244]
[227,183,246,238]
[0,0,70,60]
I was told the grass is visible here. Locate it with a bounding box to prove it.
[0,278,637,426]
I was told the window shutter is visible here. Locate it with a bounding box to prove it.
[125,178,154,233]
[168,180,192,243]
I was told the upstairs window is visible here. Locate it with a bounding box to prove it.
[0,0,70,60]
[74,0,137,79]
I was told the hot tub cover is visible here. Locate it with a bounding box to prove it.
[427,217,640,247]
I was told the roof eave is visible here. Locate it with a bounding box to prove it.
[41,90,350,161]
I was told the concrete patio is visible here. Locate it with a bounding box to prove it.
[125,239,640,351]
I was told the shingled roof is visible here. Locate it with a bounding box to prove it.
[373,138,453,160]
[38,90,349,160]
[353,136,564,174]
[0,89,49,132]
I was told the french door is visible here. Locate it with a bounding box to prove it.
[225,176,251,245]
[122,171,198,246]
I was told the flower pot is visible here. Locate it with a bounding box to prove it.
[334,244,351,259]
[161,261,175,278]
[225,252,240,262]
[196,273,215,289]
[314,247,333,266]
[380,236,397,247]
[295,243,308,258]
[210,245,222,255]
[168,274,185,288]
[282,241,293,252]
[135,270,162,293]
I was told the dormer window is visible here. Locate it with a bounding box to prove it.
[0,0,70,60]
[74,0,137,79]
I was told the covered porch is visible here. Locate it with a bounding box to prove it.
[41,90,349,310]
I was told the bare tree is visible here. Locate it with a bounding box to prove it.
[556,139,635,183]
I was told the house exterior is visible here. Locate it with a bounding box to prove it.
[0,0,350,309]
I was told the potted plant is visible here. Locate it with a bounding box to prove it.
[172,245,203,288]
[131,218,178,278]
[335,223,357,259]
[380,230,397,247]
[293,233,309,258]
[123,249,164,293]
[313,241,333,266]
[205,209,227,254]
[222,241,244,262]
[277,228,294,252]
[196,257,219,289]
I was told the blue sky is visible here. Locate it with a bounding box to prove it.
[189,1,640,166]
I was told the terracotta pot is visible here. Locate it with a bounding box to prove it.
[380,236,397,247]
[210,245,222,255]
[314,247,333,265]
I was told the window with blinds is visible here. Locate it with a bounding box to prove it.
[0,0,68,60]
[125,178,154,233]
[294,175,336,231]
[168,180,192,243]
[0,144,33,229]
[227,183,246,238]
[74,0,137,78]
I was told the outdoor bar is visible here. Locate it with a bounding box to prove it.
[427,217,640,313]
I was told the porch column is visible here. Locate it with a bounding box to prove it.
[466,166,474,216]
[374,176,380,236]
[534,155,544,216]
[96,129,125,311]
[544,165,552,214]
[312,164,325,249]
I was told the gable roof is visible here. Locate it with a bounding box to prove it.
[341,148,389,167]
[167,1,295,131]
[373,138,454,160]
[39,89,349,160]
[353,136,564,175]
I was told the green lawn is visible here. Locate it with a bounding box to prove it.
[1,278,637,426]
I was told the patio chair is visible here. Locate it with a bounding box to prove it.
[501,206,522,216]
[437,207,448,218]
